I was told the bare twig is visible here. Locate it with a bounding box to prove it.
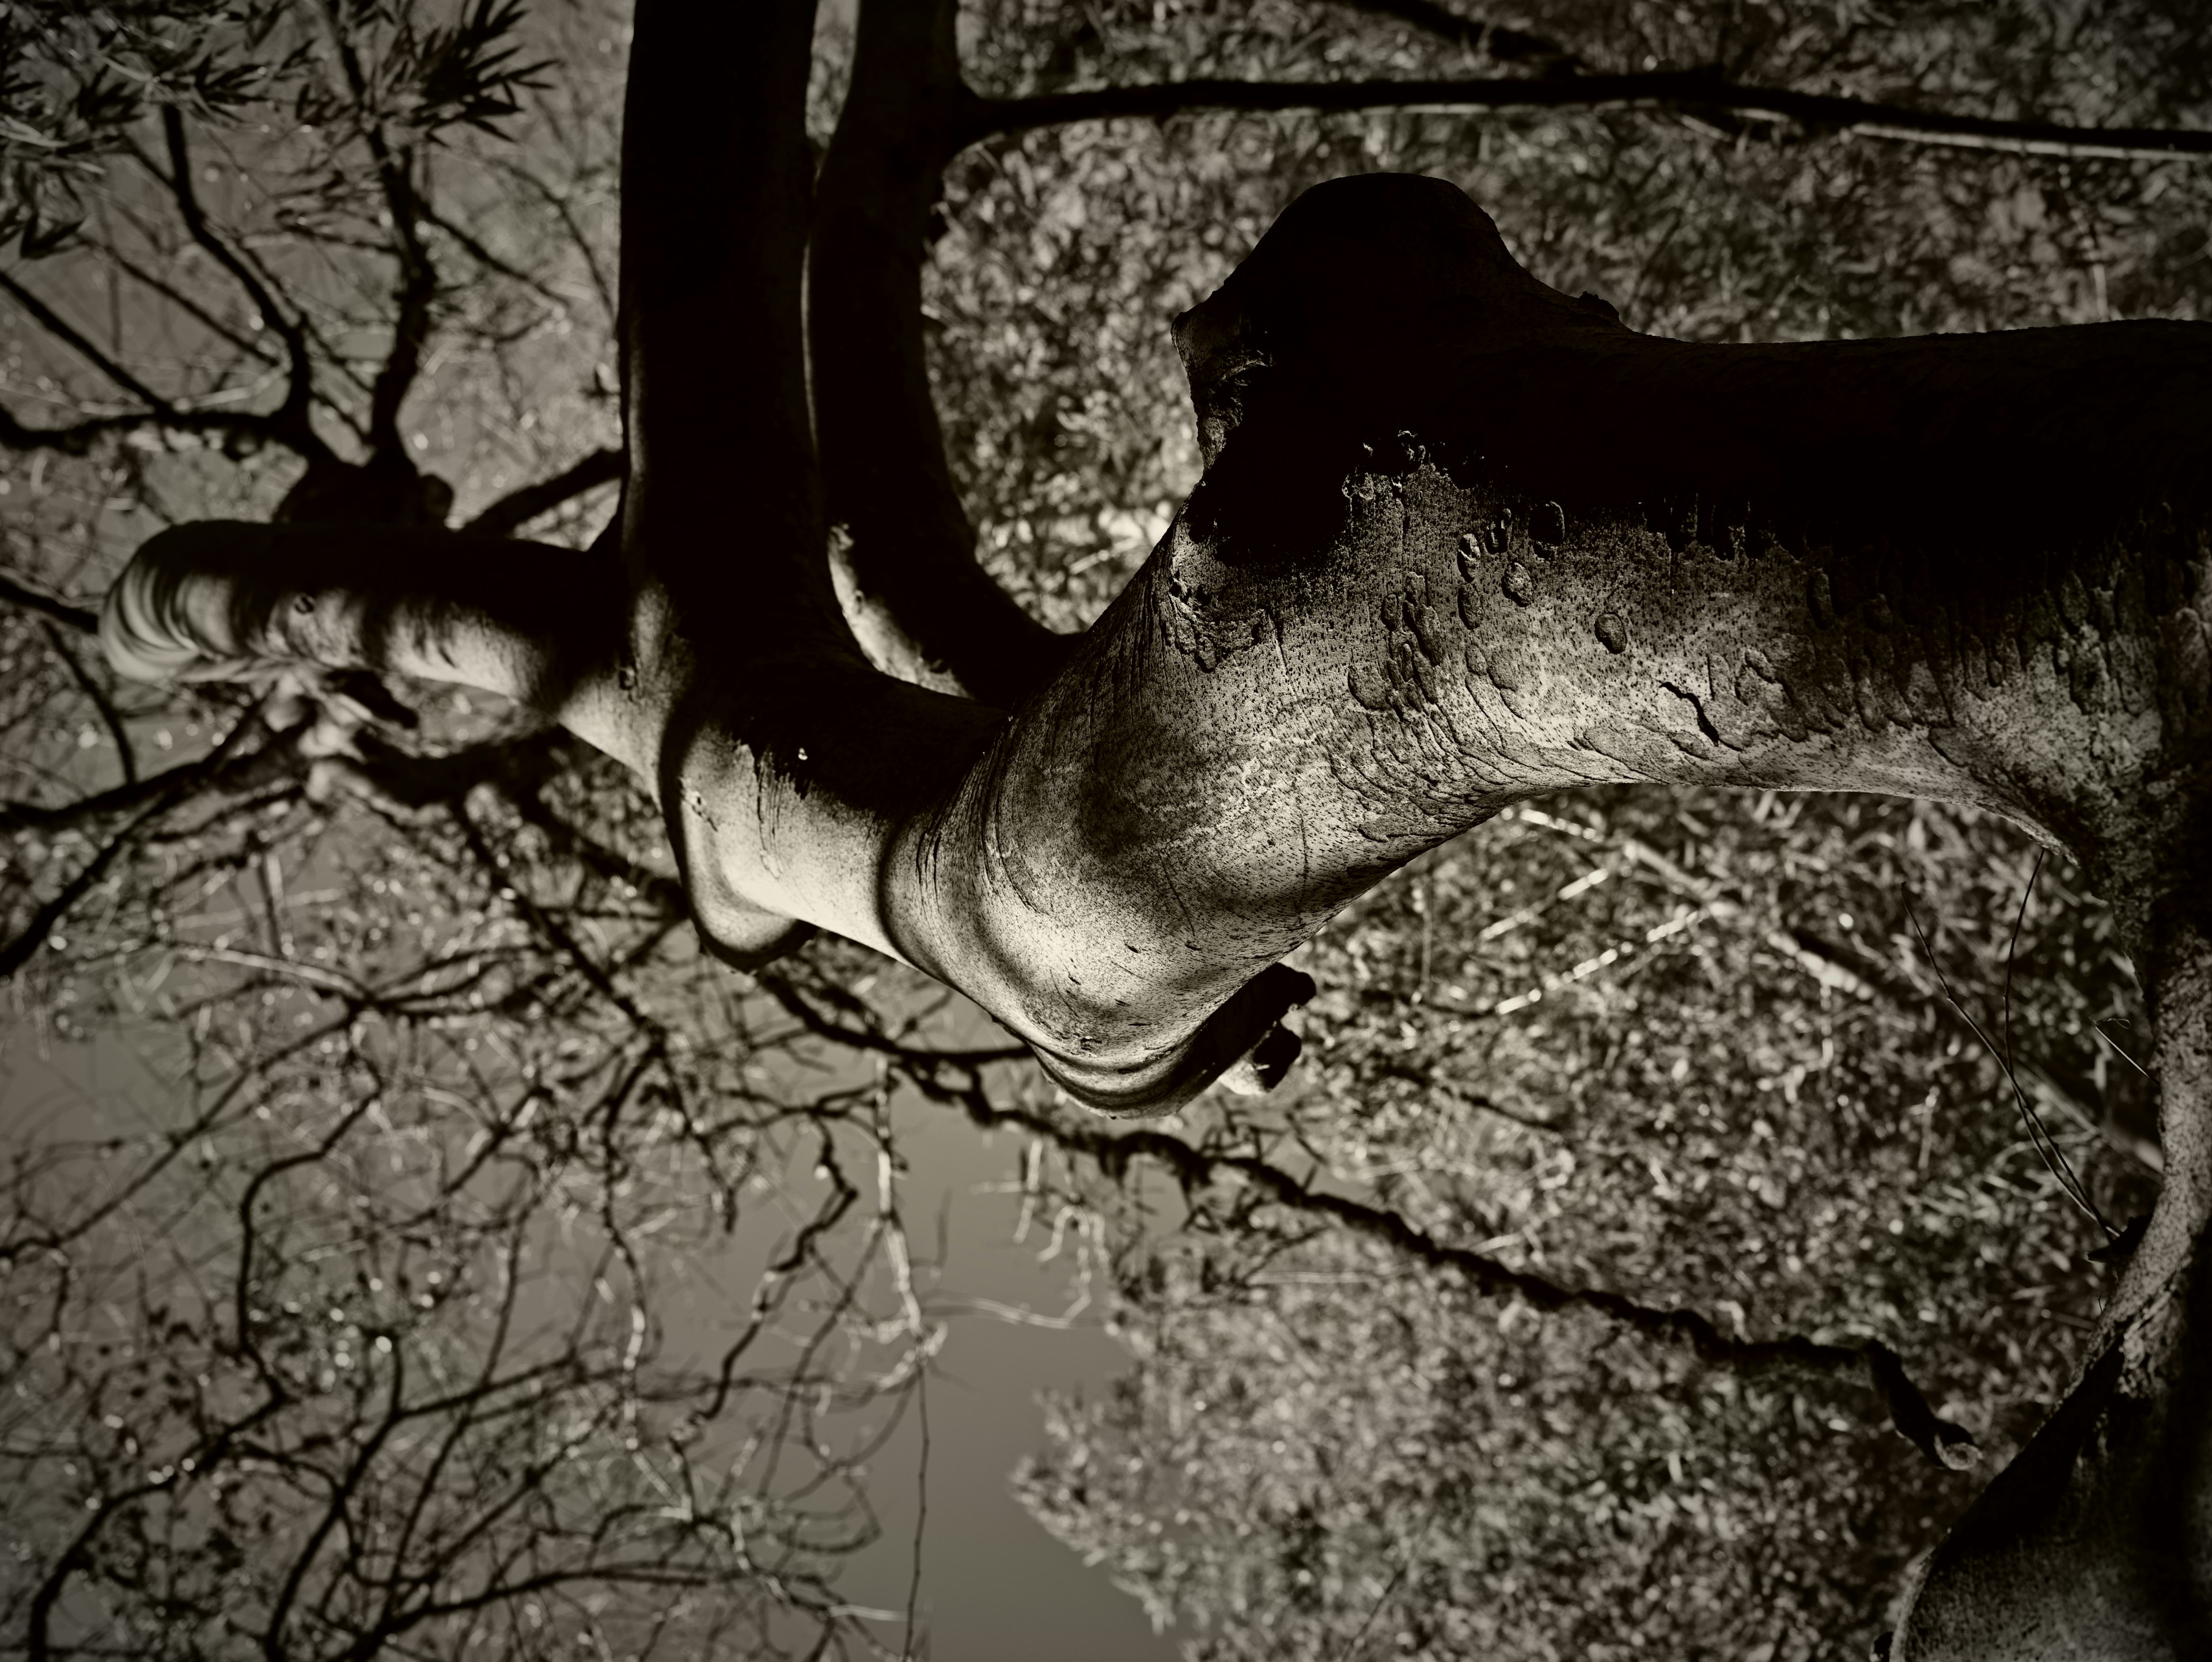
[41,620,137,785]
[157,107,329,457]
[968,70,2212,163]
[751,963,1983,1475]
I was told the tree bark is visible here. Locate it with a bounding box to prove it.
[810,0,1073,705]
[91,13,2212,1640]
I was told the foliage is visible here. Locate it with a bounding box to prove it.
[0,0,549,260]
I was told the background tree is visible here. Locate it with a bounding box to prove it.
[5,1,2212,1657]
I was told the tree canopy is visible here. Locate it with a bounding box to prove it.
[3,1,2211,1657]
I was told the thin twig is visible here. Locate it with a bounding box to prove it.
[1901,880,2112,1237]
[42,620,137,786]
[968,70,2212,163]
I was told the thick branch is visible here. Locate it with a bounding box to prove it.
[637,176,2212,1123]
[99,522,631,760]
[810,0,1073,706]
[968,70,2212,162]
[617,0,830,645]
[462,448,623,537]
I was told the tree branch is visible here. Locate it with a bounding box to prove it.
[42,620,136,785]
[967,69,2212,162]
[98,521,633,762]
[1332,0,1584,72]
[157,107,329,460]
[0,570,100,633]
[101,243,287,370]
[617,0,830,642]
[418,199,569,307]
[316,12,438,464]
[810,0,1074,707]
[0,267,192,417]
[791,1010,1977,1468]
[461,447,623,537]
[0,709,264,979]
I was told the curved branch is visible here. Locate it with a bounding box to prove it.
[43,621,135,785]
[0,710,264,979]
[968,69,2212,162]
[316,14,438,464]
[157,107,330,460]
[630,176,2212,1122]
[617,0,830,645]
[462,447,623,537]
[0,267,191,417]
[810,0,1074,706]
[919,1060,1972,1467]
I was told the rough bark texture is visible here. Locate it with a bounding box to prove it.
[91,2,2212,1645]
[810,0,1073,704]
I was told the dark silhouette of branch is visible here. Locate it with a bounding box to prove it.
[158,106,331,460]
[970,1078,1974,1467]
[0,710,268,978]
[0,570,100,633]
[753,959,1979,1474]
[0,267,193,415]
[318,18,439,464]
[101,242,288,368]
[462,446,623,536]
[810,0,1073,706]
[0,403,151,454]
[495,160,617,324]
[968,69,2212,162]
[42,620,136,785]
[2,796,178,978]
[1335,0,1584,72]
[419,198,571,305]
[0,714,288,837]
[454,800,654,1029]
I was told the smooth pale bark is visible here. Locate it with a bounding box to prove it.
[101,521,631,751]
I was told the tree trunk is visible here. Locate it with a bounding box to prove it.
[92,3,2212,1642]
